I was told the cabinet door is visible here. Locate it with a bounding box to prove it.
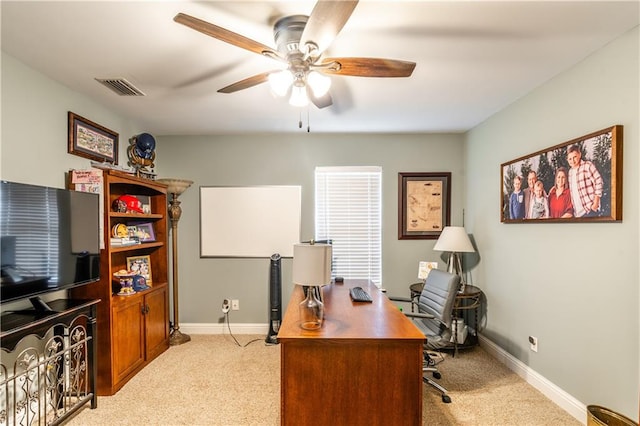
[112,296,145,384]
[145,285,169,360]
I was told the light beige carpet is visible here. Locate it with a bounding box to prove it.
[68,334,581,425]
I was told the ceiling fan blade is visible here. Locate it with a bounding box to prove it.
[174,13,283,61]
[318,57,416,77]
[217,71,273,94]
[308,90,333,109]
[299,0,359,55]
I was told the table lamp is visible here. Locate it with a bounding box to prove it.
[433,226,475,292]
[292,242,332,330]
[156,178,193,345]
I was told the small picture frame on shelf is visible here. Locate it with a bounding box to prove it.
[136,195,151,214]
[126,225,138,238]
[128,222,155,242]
[126,255,152,285]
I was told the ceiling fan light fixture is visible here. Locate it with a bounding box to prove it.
[174,2,415,112]
[289,85,309,107]
[307,71,331,97]
[268,70,294,97]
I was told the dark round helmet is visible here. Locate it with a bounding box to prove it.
[134,133,156,159]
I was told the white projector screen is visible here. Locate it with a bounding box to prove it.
[200,186,301,258]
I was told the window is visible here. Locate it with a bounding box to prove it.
[315,166,382,286]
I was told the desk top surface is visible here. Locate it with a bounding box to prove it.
[278,279,425,341]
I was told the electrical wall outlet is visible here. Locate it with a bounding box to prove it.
[222,299,230,314]
[231,299,240,311]
[529,335,538,352]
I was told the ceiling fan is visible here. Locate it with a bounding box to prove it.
[174,0,416,109]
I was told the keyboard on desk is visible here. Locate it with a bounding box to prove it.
[349,286,373,303]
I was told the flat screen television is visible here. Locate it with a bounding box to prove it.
[1,180,100,311]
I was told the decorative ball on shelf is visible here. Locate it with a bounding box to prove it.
[128,133,156,177]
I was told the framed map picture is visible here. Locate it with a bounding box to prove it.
[398,172,451,240]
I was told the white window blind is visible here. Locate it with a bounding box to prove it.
[0,185,59,281]
[315,166,382,286]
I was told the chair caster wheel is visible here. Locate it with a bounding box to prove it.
[432,372,441,379]
[442,394,452,403]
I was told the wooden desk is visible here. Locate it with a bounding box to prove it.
[277,280,425,426]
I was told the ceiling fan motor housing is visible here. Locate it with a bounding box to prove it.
[273,15,309,55]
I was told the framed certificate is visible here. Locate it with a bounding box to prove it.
[398,172,451,240]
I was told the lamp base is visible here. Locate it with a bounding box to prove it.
[447,252,466,293]
[299,287,324,330]
[169,329,191,346]
[300,321,322,330]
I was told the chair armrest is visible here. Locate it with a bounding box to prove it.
[404,312,435,320]
[388,296,412,303]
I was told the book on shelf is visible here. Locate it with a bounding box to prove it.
[110,237,140,246]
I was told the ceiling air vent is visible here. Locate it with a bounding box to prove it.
[95,78,145,96]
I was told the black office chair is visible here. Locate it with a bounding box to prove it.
[390,269,461,403]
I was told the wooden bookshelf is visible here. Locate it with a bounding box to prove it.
[69,169,169,395]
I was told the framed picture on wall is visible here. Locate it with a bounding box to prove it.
[500,125,622,223]
[398,172,451,239]
[68,111,119,164]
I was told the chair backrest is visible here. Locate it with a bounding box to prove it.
[416,269,460,346]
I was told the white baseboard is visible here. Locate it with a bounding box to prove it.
[180,322,269,335]
[478,334,586,425]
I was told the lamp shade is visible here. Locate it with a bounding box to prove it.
[292,243,332,286]
[433,226,475,253]
[156,178,193,195]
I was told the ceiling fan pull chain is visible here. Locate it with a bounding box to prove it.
[307,107,310,133]
[299,110,303,129]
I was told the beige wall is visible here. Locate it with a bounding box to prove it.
[465,26,639,418]
[1,52,145,310]
[0,53,141,188]
[154,133,465,324]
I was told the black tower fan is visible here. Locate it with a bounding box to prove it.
[266,253,282,344]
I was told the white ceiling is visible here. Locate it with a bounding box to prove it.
[2,1,638,135]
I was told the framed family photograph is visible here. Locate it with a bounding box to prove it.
[398,172,451,240]
[68,111,119,164]
[126,255,152,285]
[500,125,622,223]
